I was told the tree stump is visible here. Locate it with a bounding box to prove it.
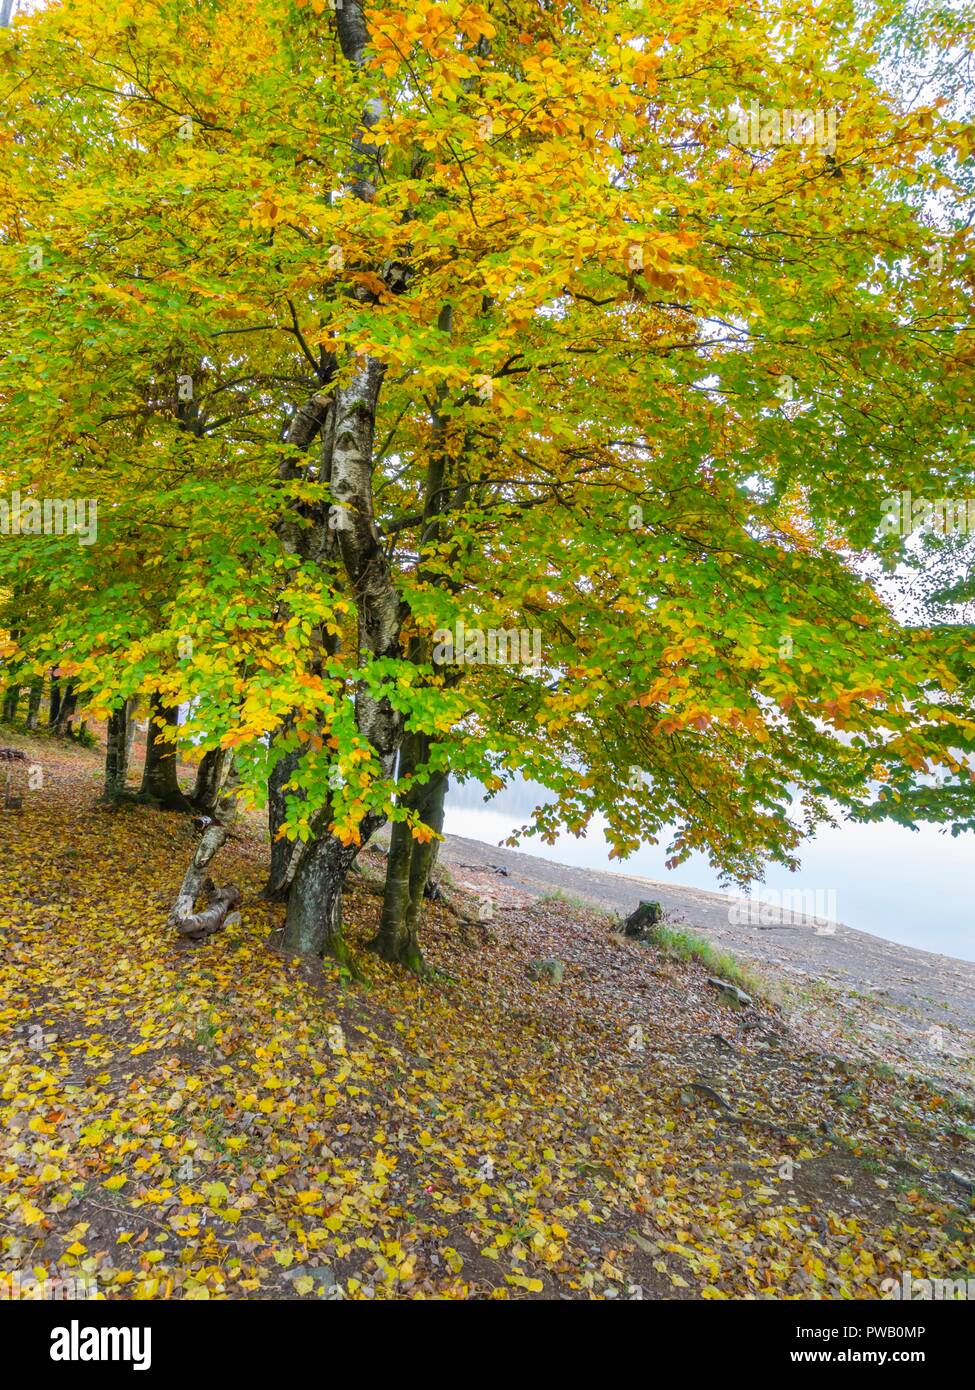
[619,900,663,939]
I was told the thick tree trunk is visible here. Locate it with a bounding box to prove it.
[282,829,366,962]
[192,747,233,816]
[371,733,447,971]
[103,704,130,799]
[25,680,42,731]
[263,736,304,900]
[140,692,191,810]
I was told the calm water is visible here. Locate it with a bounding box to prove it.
[444,778,975,963]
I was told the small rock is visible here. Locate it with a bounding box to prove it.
[707,977,752,1006]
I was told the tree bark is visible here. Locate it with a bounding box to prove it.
[48,672,61,727]
[407,768,448,909]
[175,882,241,942]
[192,747,234,816]
[169,761,241,930]
[1,683,19,724]
[104,704,130,800]
[169,826,230,923]
[282,828,372,962]
[281,357,405,956]
[140,692,191,810]
[374,816,415,963]
[619,900,663,939]
[372,732,447,970]
[53,680,77,737]
[124,697,138,764]
[279,7,410,961]
[263,733,304,900]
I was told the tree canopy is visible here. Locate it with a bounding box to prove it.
[2,0,974,964]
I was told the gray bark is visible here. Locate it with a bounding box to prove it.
[140,692,191,809]
[192,747,234,815]
[48,673,60,728]
[104,704,130,799]
[169,762,241,928]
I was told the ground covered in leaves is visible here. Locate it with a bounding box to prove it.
[1,733,973,1299]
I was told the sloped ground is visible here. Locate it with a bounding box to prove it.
[1,732,973,1300]
[438,834,975,1096]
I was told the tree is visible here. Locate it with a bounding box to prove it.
[2,0,974,970]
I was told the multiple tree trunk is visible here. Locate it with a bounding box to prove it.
[1,683,18,724]
[4,2,448,975]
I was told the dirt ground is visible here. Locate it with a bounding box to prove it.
[434,833,975,1099]
[1,729,973,1300]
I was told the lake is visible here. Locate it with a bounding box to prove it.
[444,777,975,963]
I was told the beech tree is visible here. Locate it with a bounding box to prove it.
[2,0,974,969]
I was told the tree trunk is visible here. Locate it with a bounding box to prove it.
[282,829,367,962]
[140,692,191,810]
[192,747,234,816]
[263,736,304,900]
[1,683,18,724]
[619,900,663,939]
[407,769,447,917]
[175,883,241,942]
[124,697,138,764]
[169,760,241,931]
[374,817,416,964]
[25,680,42,731]
[371,735,447,971]
[278,8,408,960]
[53,680,77,737]
[104,704,130,800]
[279,357,403,957]
[48,673,61,727]
[169,822,230,923]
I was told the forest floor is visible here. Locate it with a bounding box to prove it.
[1,729,973,1300]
